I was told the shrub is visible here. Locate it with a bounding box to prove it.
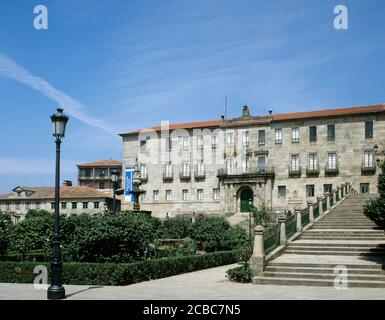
[364,197,385,227]
[223,226,250,251]
[156,217,192,239]
[0,250,245,285]
[0,212,13,257]
[155,237,197,258]
[226,264,252,283]
[250,202,275,226]
[25,209,51,220]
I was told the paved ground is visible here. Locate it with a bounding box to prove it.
[1,263,385,300]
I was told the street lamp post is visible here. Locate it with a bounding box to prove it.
[47,108,68,300]
[111,169,120,213]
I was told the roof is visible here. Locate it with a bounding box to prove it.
[77,159,122,168]
[119,104,385,135]
[0,186,113,201]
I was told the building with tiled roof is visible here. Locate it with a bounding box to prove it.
[0,185,119,223]
[120,103,385,218]
[77,159,122,190]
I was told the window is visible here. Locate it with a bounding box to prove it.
[306,185,315,197]
[83,202,88,209]
[141,193,146,202]
[164,161,173,178]
[292,127,299,143]
[196,160,205,176]
[308,153,318,170]
[212,134,218,149]
[94,202,99,209]
[15,216,20,224]
[291,154,300,171]
[182,189,189,201]
[35,202,41,209]
[226,132,233,147]
[182,136,189,150]
[99,182,105,189]
[242,157,250,173]
[61,202,67,210]
[197,135,204,149]
[17,191,21,197]
[197,189,203,201]
[327,152,337,170]
[5,203,10,210]
[140,140,147,153]
[360,183,370,194]
[165,137,172,151]
[324,184,332,194]
[165,190,172,201]
[258,157,266,172]
[26,203,31,210]
[213,188,220,200]
[15,203,20,210]
[72,202,77,209]
[182,162,190,176]
[153,190,159,201]
[309,126,317,142]
[242,131,249,147]
[140,164,147,179]
[98,168,107,177]
[365,121,373,138]
[275,128,282,144]
[278,186,286,199]
[226,159,234,174]
[364,150,374,168]
[84,168,92,178]
[258,130,265,145]
[327,124,335,141]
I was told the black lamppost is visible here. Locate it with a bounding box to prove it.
[111,169,120,213]
[47,108,68,300]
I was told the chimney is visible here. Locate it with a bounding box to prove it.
[63,180,72,187]
[268,109,273,115]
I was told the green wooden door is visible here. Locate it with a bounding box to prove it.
[240,189,253,212]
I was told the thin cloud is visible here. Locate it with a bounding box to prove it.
[0,53,118,135]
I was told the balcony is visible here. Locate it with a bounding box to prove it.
[289,166,301,178]
[162,171,173,181]
[179,171,191,181]
[194,171,206,180]
[325,164,339,176]
[217,166,275,178]
[361,163,376,175]
[306,164,320,176]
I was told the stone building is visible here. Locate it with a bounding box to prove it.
[120,104,385,218]
[77,159,122,190]
[0,185,117,223]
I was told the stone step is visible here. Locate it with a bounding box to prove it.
[305,230,384,235]
[268,262,385,269]
[299,237,385,241]
[312,226,379,230]
[265,266,385,275]
[252,276,385,288]
[289,242,385,248]
[285,249,385,256]
[262,271,385,282]
[286,246,385,253]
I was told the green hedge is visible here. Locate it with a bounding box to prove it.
[0,250,246,286]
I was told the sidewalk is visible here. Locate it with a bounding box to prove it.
[1,264,385,300]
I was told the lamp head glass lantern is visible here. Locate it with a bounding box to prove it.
[51,108,69,139]
[111,169,120,183]
[374,144,379,154]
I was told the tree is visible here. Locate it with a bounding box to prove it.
[0,211,13,257]
[156,216,192,239]
[25,209,51,220]
[249,202,275,227]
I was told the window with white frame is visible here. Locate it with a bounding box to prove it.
[182,136,189,150]
[226,158,234,174]
[291,154,300,171]
[275,128,282,144]
[364,150,374,168]
[197,189,203,201]
[226,132,233,147]
[197,160,205,176]
[242,131,249,147]
[258,130,265,145]
[242,157,250,173]
[165,190,172,201]
[212,134,218,148]
[197,135,204,149]
[164,161,172,178]
[306,185,315,197]
[182,189,189,201]
[327,152,337,169]
[140,140,147,153]
[182,161,190,176]
[278,186,286,198]
[140,164,147,179]
[292,127,299,143]
[213,188,220,200]
[153,190,159,201]
[308,153,318,170]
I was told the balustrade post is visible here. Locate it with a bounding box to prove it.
[295,208,302,232]
[333,190,337,206]
[341,184,345,199]
[317,196,323,216]
[192,211,196,223]
[325,192,330,210]
[249,226,265,276]
[307,201,314,223]
[338,187,342,201]
[278,215,287,245]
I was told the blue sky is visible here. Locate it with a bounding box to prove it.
[0,0,385,193]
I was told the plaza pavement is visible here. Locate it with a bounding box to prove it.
[0,263,385,300]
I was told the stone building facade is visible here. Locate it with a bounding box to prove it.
[120,104,385,218]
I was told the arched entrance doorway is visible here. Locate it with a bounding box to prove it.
[240,188,254,212]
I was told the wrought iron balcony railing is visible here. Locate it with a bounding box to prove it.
[325,163,339,175]
[179,171,191,180]
[361,162,376,175]
[217,166,275,177]
[162,170,173,181]
[288,165,301,177]
[306,164,320,176]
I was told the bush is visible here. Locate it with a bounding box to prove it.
[0,212,13,257]
[226,264,252,283]
[156,217,192,239]
[25,209,51,220]
[0,250,245,285]
[3,249,47,262]
[364,197,385,227]
[155,237,197,258]
[250,202,275,226]
[223,226,250,251]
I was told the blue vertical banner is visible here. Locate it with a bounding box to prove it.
[125,166,134,202]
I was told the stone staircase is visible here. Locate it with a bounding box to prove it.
[253,194,385,288]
